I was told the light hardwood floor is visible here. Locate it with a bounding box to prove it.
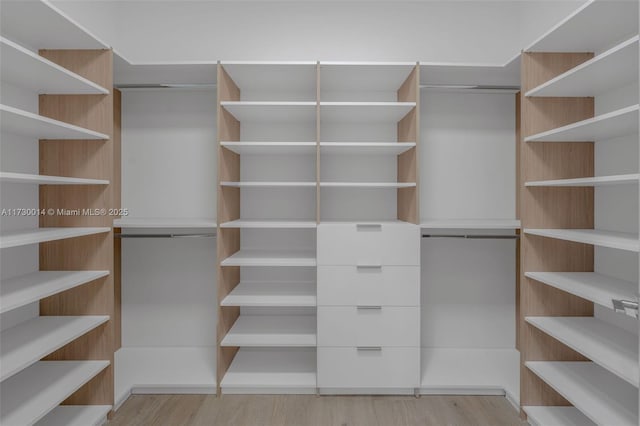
[108,394,527,426]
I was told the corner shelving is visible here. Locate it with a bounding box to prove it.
[320,102,416,122]
[0,361,110,426]
[221,348,316,394]
[526,361,638,426]
[0,172,109,185]
[524,105,639,143]
[320,142,415,155]
[0,316,109,381]
[220,219,317,229]
[526,36,639,97]
[525,272,636,311]
[525,174,639,187]
[220,315,317,347]
[220,250,317,267]
[0,270,110,314]
[35,405,112,426]
[0,104,109,140]
[221,142,316,155]
[524,228,640,252]
[0,37,109,95]
[525,316,638,386]
[220,101,316,122]
[221,282,316,307]
[0,227,111,249]
[522,406,595,426]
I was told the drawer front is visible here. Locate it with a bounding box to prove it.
[317,266,419,306]
[317,347,419,388]
[317,223,420,266]
[318,306,419,347]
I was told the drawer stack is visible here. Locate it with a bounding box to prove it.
[316,223,421,391]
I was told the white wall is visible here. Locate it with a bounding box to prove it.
[52,0,585,64]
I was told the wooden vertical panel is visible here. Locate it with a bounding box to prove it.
[113,89,122,351]
[519,52,595,411]
[515,93,521,351]
[216,64,241,394]
[38,49,114,407]
[114,228,121,351]
[397,64,419,224]
[316,62,321,224]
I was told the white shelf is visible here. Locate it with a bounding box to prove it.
[221,249,317,267]
[0,0,108,50]
[221,142,316,155]
[115,347,216,409]
[221,181,316,188]
[113,217,216,229]
[525,105,639,143]
[320,102,415,123]
[35,405,112,426]
[221,282,316,307]
[0,227,111,249]
[524,228,640,252]
[0,360,110,426]
[1,37,109,95]
[0,172,109,185]
[421,219,521,229]
[420,348,519,403]
[320,182,416,188]
[220,101,316,122]
[526,316,639,386]
[0,315,109,381]
[320,142,415,155]
[526,361,638,426]
[526,36,639,97]
[526,174,639,187]
[525,272,637,311]
[420,61,521,88]
[220,219,317,229]
[0,104,109,140]
[523,406,596,426]
[319,62,416,92]
[220,62,317,93]
[221,347,316,394]
[0,270,109,314]
[221,315,316,347]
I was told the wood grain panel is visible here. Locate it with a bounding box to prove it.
[519,52,595,411]
[38,49,114,407]
[216,64,241,394]
[397,64,419,224]
[113,89,122,351]
[316,62,321,224]
[114,228,121,351]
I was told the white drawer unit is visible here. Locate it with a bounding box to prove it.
[318,306,420,347]
[317,347,420,388]
[317,265,419,306]
[317,223,420,266]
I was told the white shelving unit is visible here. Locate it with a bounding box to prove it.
[525,105,639,143]
[0,316,109,381]
[221,250,317,267]
[524,228,640,252]
[221,142,316,155]
[526,174,639,187]
[526,361,638,426]
[320,182,416,188]
[525,316,639,386]
[220,219,317,229]
[320,142,415,155]
[0,104,109,140]
[35,405,112,426]
[0,172,109,185]
[221,315,317,347]
[0,37,109,95]
[0,361,110,426]
[113,217,216,229]
[220,181,316,188]
[114,347,216,409]
[0,227,111,249]
[220,101,316,122]
[525,272,636,311]
[0,270,110,314]
[221,348,316,394]
[221,282,316,307]
[220,61,317,96]
[320,62,416,93]
[522,406,596,426]
[420,219,521,229]
[526,36,639,97]
[320,102,416,123]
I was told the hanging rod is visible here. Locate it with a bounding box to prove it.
[422,234,519,239]
[116,233,216,239]
[114,83,217,90]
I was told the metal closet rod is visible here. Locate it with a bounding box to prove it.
[422,234,519,240]
[116,233,217,239]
